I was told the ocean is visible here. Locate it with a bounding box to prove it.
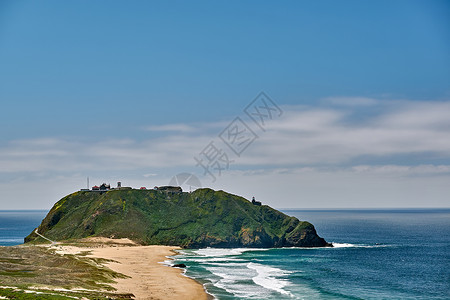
[1,209,449,299]
[0,210,47,246]
[173,209,450,300]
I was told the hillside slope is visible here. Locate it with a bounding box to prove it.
[25,188,331,248]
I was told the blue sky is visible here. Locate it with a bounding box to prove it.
[0,0,449,209]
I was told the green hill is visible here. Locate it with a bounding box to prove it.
[25,188,331,248]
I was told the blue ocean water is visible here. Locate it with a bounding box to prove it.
[174,209,450,299]
[0,210,47,246]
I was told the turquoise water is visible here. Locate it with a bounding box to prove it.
[1,209,449,299]
[173,210,450,299]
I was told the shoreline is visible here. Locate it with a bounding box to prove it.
[169,249,215,300]
[54,238,210,300]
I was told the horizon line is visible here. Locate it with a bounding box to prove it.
[1,207,450,212]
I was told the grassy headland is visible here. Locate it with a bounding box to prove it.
[25,188,330,248]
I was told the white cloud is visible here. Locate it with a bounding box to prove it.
[351,164,450,175]
[143,121,230,133]
[144,124,196,132]
[143,173,157,177]
[1,97,450,208]
[1,99,449,174]
[202,166,450,209]
[238,100,450,166]
[0,135,213,173]
[323,96,378,106]
[374,101,450,130]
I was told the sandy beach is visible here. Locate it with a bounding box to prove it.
[55,238,209,300]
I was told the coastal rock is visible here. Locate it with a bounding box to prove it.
[25,188,330,248]
[172,263,186,268]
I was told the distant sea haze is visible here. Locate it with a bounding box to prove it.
[1,209,449,299]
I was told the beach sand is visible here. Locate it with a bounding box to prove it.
[55,238,209,300]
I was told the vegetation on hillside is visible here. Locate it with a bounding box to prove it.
[0,245,133,299]
[25,188,329,248]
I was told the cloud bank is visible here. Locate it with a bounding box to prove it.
[1,98,449,209]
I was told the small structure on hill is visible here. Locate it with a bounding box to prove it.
[90,183,110,192]
[116,182,131,190]
[155,186,182,194]
[99,183,110,191]
[252,197,262,206]
[81,181,116,192]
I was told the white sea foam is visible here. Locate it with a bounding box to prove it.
[207,265,252,282]
[281,243,391,249]
[198,258,288,298]
[214,281,262,299]
[193,247,269,257]
[331,243,392,248]
[247,262,293,297]
[181,257,245,264]
[0,238,22,242]
[160,259,173,266]
[177,247,296,298]
[332,243,358,248]
[206,264,264,298]
[203,262,246,267]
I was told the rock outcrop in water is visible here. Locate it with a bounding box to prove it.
[25,188,331,248]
